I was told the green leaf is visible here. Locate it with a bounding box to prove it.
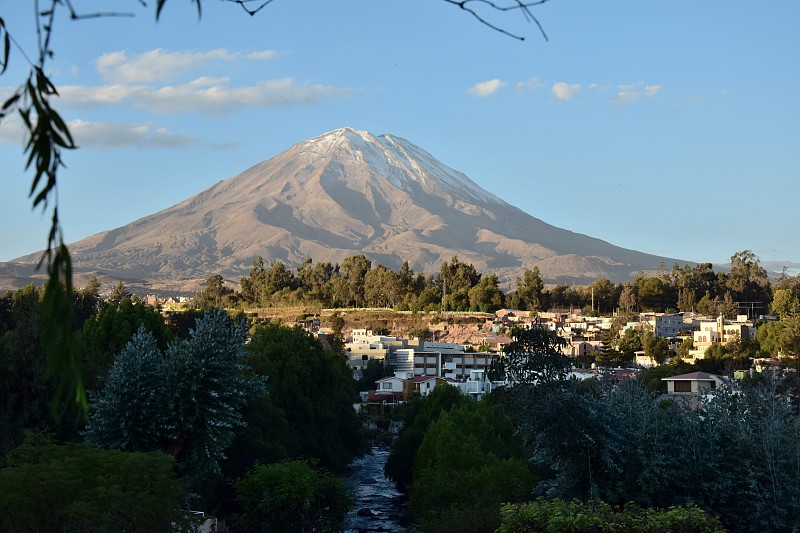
[0,19,9,75]
[155,0,168,20]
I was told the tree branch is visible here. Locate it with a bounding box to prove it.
[442,0,552,41]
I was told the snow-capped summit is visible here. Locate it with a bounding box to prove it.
[299,127,503,205]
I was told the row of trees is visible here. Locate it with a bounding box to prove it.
[0,285,367,530]
[199,250,791,318]
[505,375,800,532]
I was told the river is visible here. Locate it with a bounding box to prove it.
[344,443,409,532]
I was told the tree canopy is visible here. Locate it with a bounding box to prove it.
[84,309,262,503]
[0,433,187,532]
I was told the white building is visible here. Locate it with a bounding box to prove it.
[690,315,756,359]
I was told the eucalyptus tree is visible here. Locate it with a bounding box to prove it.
[84,310,262,500]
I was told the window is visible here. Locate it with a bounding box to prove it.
[381,382,393,390]
[674,381,691,393]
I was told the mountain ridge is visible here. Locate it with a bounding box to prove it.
[8,127,685,289]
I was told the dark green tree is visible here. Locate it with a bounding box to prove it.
[468,273,504,312]
[194,274,235,309]
[642,330,670,365]
[234,459,352,533]
[83,327,166,452]
[617,327,643,359]
[240,256,267,306]
[637,276,672,311]
[295,258,337,306]
[726,250,771,314]
[79,296,173,391]
[589,278,618,315]
[385,384,467,490]
[618,283,637,312]
[439,255,481,312]
[489,323,570,385]
[771,288,800,319]
[72,276,103,328]
[357,358,394,391]
[107,281,133,307]
[0,286,52,456]
[245,323,366,472]
[340,254,372,307]
[548,283,585,310]
[364,264,401,307]
[0,433,187,532]
[84,310,261,502]
[409,401,534,533]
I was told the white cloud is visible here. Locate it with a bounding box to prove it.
[96,48,277,83]
[0,116,195,149]
[551,82,582,101]
[59,78,352,115]
[66,119,196,149]
[645,85,662,97]
[612,82,662,107]
[468,79,507,97]
[0,115,26,146]
[515,77,542,93]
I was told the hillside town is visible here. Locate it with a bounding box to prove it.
[327,308,769,404]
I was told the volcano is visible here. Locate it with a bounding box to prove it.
[10,127,682,287]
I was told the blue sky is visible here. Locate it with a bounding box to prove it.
[1,0,798,272]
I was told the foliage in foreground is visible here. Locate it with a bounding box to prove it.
[0,433,187,532]
[384,383,467,490]
[84,309,263,502]
[234,459,351,533]
[507,376,800,532]
[243,323,367,473]
[497,498,726,533]
[409,400,534,533]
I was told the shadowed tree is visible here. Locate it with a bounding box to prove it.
[489,322,569,386]
[245,323,366,472]
[84,310,262,503]
[234,459,352,533]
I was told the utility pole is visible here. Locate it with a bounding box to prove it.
[442,276,447,313]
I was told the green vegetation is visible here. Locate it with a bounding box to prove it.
[409,401,534,533]
[1,248,800,531]
[234,459,352,533]
[187,250,785,328]
[1,287,366,526]
[502,377,800,532]
[84,309,263,505]
[488,323,570,385]
[497,499,725,532]
[244,323,367,472]
[0,433,187,532]
[385,384,467,491]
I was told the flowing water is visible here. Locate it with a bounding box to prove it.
[345,443,409,532]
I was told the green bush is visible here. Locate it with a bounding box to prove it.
[0,433,187,532]
[497,498,726,533]
[234,459,351,533]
